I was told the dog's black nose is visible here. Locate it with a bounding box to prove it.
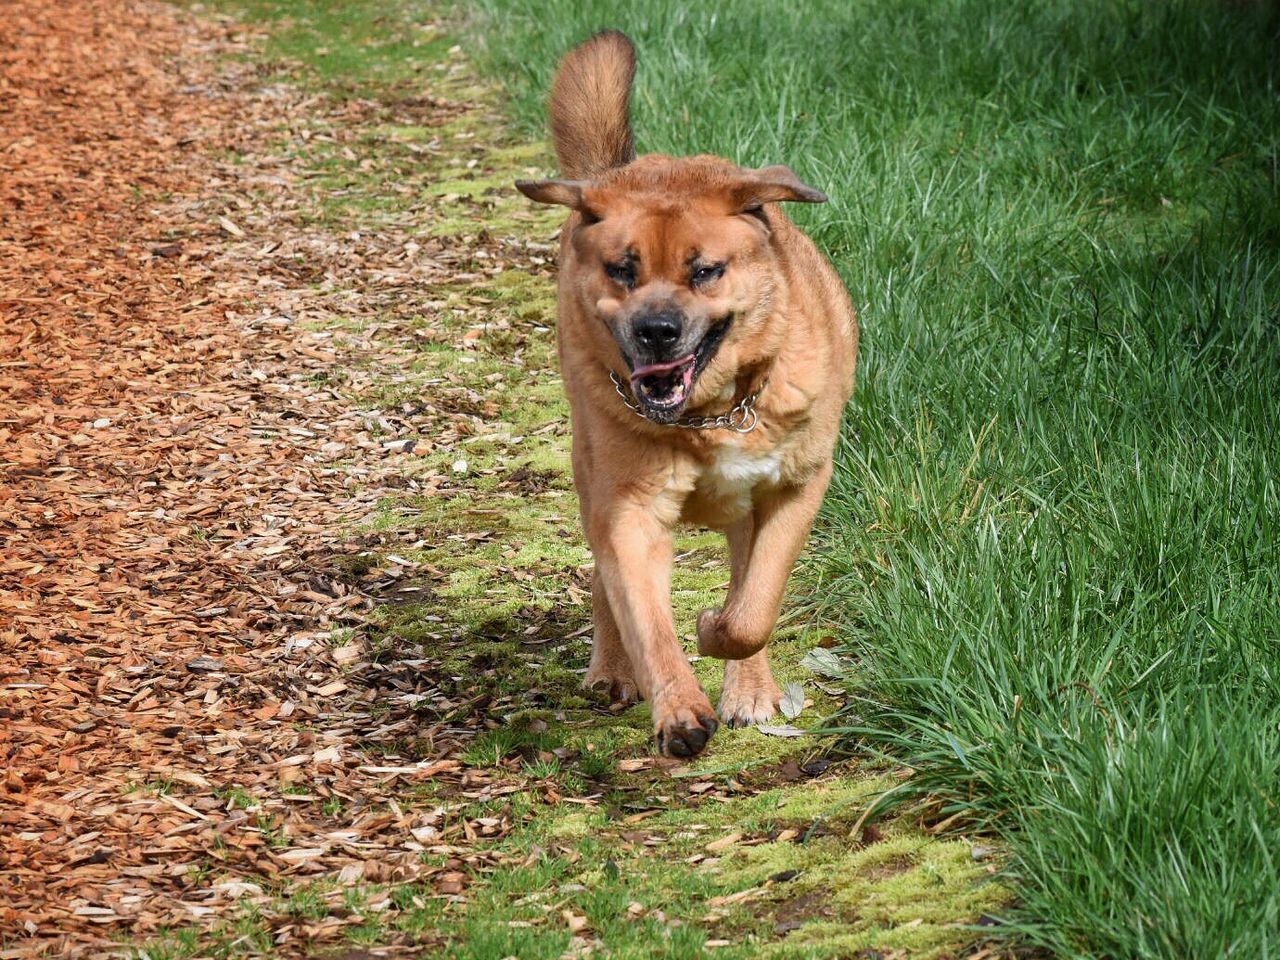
[633,311,683,350]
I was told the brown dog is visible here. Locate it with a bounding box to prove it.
[516,31,857,758]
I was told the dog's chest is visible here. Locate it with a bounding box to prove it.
[691,443,785,517]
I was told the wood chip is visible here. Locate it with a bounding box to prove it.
[705,832,743,853]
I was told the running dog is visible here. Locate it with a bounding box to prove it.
[516,30,857,757]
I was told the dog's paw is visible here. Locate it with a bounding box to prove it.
[584,669,640,707]
[717,678,783,728]
[652,689,719,758]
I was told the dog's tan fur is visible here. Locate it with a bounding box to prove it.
[517,31,857,757]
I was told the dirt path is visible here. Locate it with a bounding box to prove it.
[1,3,1003,958]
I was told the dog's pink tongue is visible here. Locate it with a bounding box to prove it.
[630,353,695,384]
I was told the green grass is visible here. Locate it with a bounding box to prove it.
[466,1,1280,958]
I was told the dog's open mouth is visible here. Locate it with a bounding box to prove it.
[628,319,731,422]
[630,354,696,411]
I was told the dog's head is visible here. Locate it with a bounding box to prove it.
[517,156,826,423]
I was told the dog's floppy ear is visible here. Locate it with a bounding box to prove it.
[515,179,593,210]
[731,165,828,211]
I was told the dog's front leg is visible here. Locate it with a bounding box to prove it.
[709,516,783,726]
[697,461,834,662]
[588,503,718,757]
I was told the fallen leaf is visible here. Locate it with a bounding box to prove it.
[800,647,845,678]
[779,682,805,719]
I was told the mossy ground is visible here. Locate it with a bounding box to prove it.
[142,3,1008,956]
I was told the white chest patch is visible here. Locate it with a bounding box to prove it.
[699,445,784,505]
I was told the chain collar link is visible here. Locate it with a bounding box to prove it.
[609,369,768,434]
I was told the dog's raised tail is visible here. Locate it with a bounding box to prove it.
[549,30,636,179]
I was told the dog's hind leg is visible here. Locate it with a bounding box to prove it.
[584,571,640,706]
[719,650,784,727]
[575,451,640,707]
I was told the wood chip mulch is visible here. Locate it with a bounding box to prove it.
[0,2,526,955]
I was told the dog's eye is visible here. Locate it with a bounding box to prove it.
[605,261,636,289]
[691,262,726,287]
